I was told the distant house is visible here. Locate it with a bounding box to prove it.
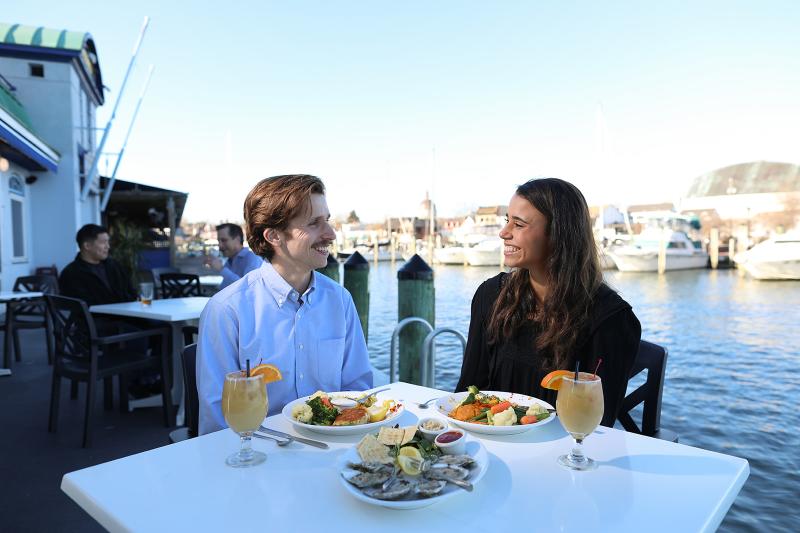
[475,205,507,226]
[0,22,109,289]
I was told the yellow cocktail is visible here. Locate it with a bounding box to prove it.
[556,371,604,470]
[222,371,268,467]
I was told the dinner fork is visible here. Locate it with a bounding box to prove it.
[253,432,293,446]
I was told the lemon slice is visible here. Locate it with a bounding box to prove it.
[396,446,423,476]
[366,400,392,423]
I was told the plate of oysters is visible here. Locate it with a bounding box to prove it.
[338,425,489,509]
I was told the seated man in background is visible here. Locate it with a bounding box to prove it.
[59,224,137,306]
[197,174,373,434]
[203,223,263,290]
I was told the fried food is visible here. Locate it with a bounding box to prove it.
[333,407,370,426]
[449,403,484,421]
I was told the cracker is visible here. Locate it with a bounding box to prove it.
[377,426,416,446]
[356,434,392,463]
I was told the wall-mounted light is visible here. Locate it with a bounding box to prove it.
[0,157,9,172]
[25,175,38,185]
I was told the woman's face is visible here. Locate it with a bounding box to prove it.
[499,194,550,271]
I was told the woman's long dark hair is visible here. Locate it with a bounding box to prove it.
[486,178,602,370]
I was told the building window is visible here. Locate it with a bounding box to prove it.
[9,175,26,261]
[29,63,44,77]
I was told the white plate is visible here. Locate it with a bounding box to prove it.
[337,438,489,510]
[435,391,555,435]
[281,392,405,436]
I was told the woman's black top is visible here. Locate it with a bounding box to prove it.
[455,273,641,427]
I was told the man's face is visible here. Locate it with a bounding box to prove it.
[273,193,336,273]
[84,233,110,262]
[217,227,242,258]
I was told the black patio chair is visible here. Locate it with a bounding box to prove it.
[169,344,198,443]
[45,295,174,447]
[618,339,679,442]
[2,275,59,367]
[159,273,201,299]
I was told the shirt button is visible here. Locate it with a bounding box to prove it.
[299,373,304,379]
[299,344,304,350]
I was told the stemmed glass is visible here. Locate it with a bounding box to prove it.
[556,372,604,471]
[222,370,268,467]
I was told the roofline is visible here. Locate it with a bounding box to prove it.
[0,103,59,171]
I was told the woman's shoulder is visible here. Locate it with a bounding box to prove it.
[590,283,635,326]
[474,272,507,302]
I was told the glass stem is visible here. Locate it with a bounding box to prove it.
[239,432,254,461]
[570,437,586,464]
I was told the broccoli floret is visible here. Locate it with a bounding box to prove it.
[306,397,338,425]
[467,385,480,395]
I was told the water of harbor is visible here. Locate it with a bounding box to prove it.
[362,262,799,533]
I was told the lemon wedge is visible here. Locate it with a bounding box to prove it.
[397,446,424,476]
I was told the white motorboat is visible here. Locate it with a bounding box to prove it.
[466,239,504,266]
[609,229,708,272]
[434,246,467,265]
[734,233,800,280]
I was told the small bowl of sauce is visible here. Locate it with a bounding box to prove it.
[418,417,448,441]
[434,429,466,454]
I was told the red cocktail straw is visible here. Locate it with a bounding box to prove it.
[593,358,603,377]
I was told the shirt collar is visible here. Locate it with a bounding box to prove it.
[262,261,317,308]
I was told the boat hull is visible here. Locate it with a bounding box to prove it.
[434,247,466,265]
[738,259,800,280]
[609,251,709,272]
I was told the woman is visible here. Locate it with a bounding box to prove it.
[455,178,641,426]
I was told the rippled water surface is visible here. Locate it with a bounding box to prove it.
[361,263,799,532]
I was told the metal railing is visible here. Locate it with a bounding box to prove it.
[389,318,467,388]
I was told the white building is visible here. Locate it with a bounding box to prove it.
[0,22,105,290]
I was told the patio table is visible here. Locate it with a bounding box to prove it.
[1,290,44,376]
[89,297,209,422]
[61,381,749,532]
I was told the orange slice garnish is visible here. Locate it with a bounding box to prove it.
[540,370,575,390]
[249,364,283,383]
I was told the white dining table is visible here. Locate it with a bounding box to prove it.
[89,297,209,421]
[61,381,749,532]
[1,290,44,376]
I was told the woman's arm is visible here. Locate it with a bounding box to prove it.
[455,281,493,392]
[590,308,642,427]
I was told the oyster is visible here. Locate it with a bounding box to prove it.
[342,469,392,488]
[436,454,475,468]
[413,479,447,497]
[363,479,413,500]
[347,461,392,473]
[424,464,470,481]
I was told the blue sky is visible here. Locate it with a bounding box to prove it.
[5,1,799,222]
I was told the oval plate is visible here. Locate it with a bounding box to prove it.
[338,437,488,510]
[435,391,555,435]
[281,392,405,436]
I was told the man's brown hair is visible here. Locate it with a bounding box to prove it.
[244,174,326,259]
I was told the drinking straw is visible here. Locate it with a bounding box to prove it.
[593,358,603,377]
[246,359,251,378]
[574,360,580,381]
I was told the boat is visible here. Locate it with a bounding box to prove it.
[465,239,504,267]
[608,229,709,272]
[434,246,467,265]
[734,233,800,280]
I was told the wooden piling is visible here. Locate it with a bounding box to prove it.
[343,251,370,342]
[710,228,719,269]
[658,228,668,275]
[317,253,340,283]
[397,254,435,385]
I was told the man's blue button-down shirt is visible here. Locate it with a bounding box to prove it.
[219,247,264,290]
[197,261,373,434]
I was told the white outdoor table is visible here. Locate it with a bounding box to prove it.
[61,382,749,533]
[1,291,44,376]
[89,297,209,421]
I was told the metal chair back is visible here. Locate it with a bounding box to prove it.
[159,273,201,299]
[618,340,678,442]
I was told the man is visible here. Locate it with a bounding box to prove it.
[197,174,373,434]
[203,223,263,290]
[59,224,137,306]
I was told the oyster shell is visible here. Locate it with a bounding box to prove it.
[413,479,447,497]
[342,469,392,488]
[347,461,392,473]
[424,464,470,481]
[436,454,475,468]
[363,479,413,500]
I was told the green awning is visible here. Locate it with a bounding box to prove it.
[0,83,34,132]
[0,23,87,51]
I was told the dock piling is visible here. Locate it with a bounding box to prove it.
[397,254,435,385]
[343,251,370,342]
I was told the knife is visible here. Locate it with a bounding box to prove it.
[258,426,329,449]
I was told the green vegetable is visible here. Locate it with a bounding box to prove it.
[513,406,528,419]
[306,397,338,425]
[461,385,481,406]
[467,385,480,395]
[468,409,489,422]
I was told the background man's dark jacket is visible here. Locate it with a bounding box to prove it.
[59,255,137,307]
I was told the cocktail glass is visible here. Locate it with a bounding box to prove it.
[556,371,604,471]
[222,370,268,467]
